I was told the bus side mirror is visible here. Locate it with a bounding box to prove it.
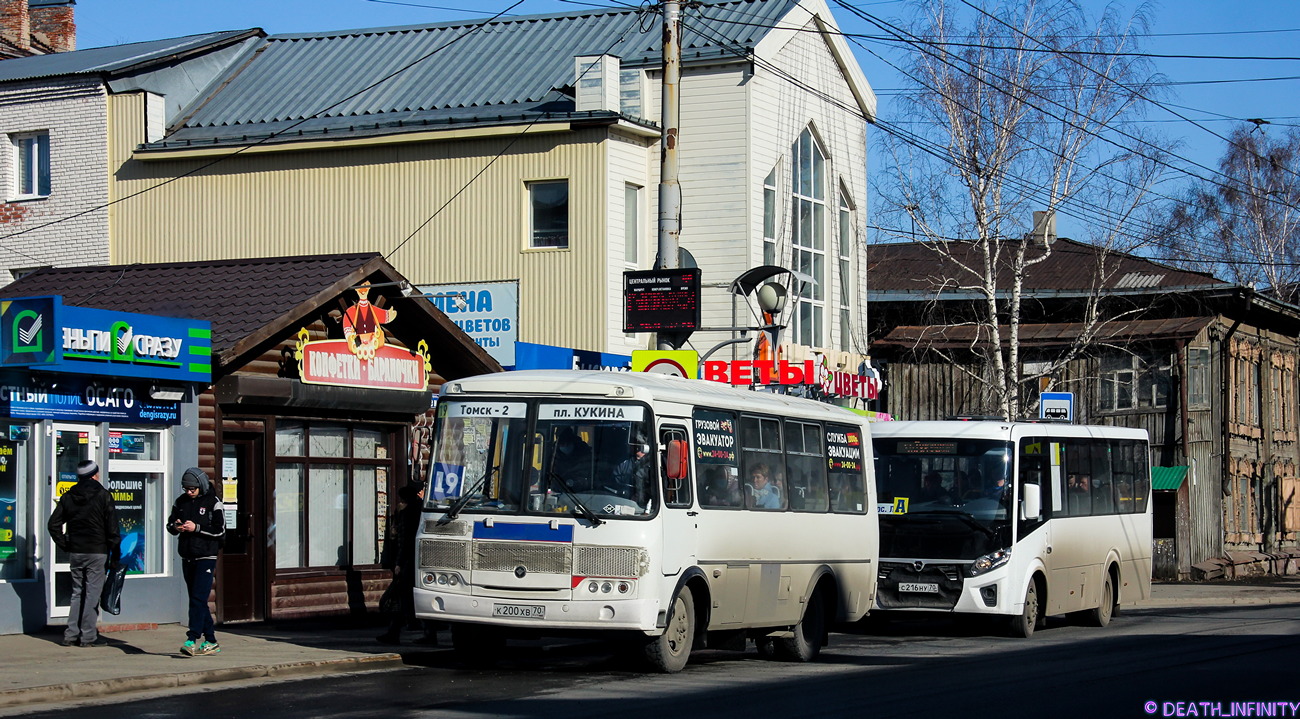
[1020,483,1041,520]
[664,439,689,481]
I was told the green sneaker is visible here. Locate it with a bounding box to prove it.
[194,640,221,656]
[180,639,197,656]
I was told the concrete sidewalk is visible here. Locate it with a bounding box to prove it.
[0,578,1295,712]
[0,620,422,712]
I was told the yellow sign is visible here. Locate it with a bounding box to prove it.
[631,350,699,379]
[893,497,910,514]
[56,481,76,497]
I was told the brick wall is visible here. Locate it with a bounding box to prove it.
[0,0,30,52]
[30,3,74,52]
[0,77,108,283]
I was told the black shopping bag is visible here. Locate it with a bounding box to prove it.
[100,565,127,615]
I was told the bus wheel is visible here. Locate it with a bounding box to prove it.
[451,624,504,668]
[775,589,826,662]
[644,590,694,673]
[1084,572,1115,628]
[1008,581,1040,638]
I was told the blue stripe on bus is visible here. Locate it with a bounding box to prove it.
[472,522,574,542]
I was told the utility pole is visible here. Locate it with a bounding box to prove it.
[655,0,683,350]
[657,0,682,275]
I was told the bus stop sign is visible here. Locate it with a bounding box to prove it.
[1040,392,1073,422]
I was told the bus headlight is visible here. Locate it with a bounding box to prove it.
[969,548,1011,577]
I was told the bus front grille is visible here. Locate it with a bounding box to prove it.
[875,561,964,610]
[419,539,472,571]
[575,546,646,578]
[474,542,572,574]
[422,519,470,536]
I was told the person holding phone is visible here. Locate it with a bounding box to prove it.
[167,468,225,656]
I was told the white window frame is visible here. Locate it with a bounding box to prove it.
[763,167,779,266]
[837,189,854,352]
[527,179,569,249]
[11,131,50,199]
[624,183,641,266]
[106,426,171,578]
[791,129,825,347]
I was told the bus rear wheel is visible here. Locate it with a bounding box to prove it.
[644,590,694,673]
[1083,572,1116,628]
[775,589,826,662]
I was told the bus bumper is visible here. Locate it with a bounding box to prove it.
[413,587,663,633]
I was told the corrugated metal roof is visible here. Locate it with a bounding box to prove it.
[1152,465,1188,491]
[874,316,1215,350]
[157,0,798,144]
[0,30,261,83]
[869,237,1225,293]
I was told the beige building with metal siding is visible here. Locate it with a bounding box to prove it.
[104,1,876,374]
[110,110,644,353]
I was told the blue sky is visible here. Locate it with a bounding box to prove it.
[75,0,1300,241]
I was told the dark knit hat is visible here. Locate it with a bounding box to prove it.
[76,460,98,479]
[397,485,420,504]
[181,467,208,490]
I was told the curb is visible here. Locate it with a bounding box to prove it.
[1134,597,1300,608]
[0,653,405,709]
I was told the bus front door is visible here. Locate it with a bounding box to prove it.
[658,423,696,575]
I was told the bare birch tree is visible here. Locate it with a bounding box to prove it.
[1168,124,1300,295]
[872,0,1169,418]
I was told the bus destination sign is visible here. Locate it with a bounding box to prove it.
[623,269,701,333]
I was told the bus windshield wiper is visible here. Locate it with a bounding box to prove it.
[906,510,997,540]
[545,471,604,527]
[442,466,497,521]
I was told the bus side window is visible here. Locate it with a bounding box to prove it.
[660,425,691,508]
[1090,440,1115,515]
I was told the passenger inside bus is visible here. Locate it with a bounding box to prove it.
[701,467,739,507]
[612,431,652,500]
[918,472,953,504]
[747,462,782,509]
[551,427,593,490]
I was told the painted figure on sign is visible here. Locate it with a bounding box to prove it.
[343,281,398,361]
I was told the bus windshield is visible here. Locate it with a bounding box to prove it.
[424,399,656,519]
[873,437,1013,557]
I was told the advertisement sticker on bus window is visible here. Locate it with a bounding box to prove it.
[443,402,525,419]
[692,409,736,465]
[537,404,645,421]
[825,427,864,472]
[826,423,867,513]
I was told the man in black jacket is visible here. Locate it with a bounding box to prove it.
[167,467,225,656]
[47,460,120,647]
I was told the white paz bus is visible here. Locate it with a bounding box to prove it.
[871,420,1152,637]
[414,370,878,671]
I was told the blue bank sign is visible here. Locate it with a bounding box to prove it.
[0,297,211,384]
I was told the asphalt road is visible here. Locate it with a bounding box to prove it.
[24,604,1300,719]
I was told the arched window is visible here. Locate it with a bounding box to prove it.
[791,128,825,347]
